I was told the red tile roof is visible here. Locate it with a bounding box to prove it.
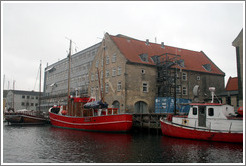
[225,77,238,91]
[109,34,225,76]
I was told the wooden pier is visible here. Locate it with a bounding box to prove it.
[132,113,167,134]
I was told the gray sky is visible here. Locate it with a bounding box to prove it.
[1,1,244,91]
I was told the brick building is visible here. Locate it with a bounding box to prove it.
[89,33,225,113]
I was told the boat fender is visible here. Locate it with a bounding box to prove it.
[61,110,67,115]
[167,114,173,122]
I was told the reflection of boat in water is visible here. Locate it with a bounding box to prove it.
[4,110,48,125]
[160,87,243,143]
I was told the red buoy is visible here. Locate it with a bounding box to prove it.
[61,110,67,115]
[237,106,243,117]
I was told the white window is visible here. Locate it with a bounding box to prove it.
[106,56,109,64]
[112,68,116,77]
[112,53,116,63]
[182,86,187,95]
[101,58,104,67]
[118,67,122,76]
[105,83,109,93]
[117,81,122,91]
[182,72,187,81]
[95,73,98,80]
[106,70,110,78]
[143,82,148,92]
[176,85,181,94]
[96,60,99,68]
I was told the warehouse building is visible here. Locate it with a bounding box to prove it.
[89,33,225,113]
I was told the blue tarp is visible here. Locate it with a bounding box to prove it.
[155,97,191,113]
[84,100,108,109]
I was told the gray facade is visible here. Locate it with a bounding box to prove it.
[6,90,41,111]
[41,42,101,112]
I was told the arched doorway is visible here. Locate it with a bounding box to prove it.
[134,101,148,113]
[112,100,120,109]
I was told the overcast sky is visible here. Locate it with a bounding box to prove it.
[1,1,244,92]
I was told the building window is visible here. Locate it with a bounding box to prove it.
[31,103,34,106]
[117,81,122,91]
[105,83,109,93]
[27,96,30,99]
[143,82,148,92]
[118,67,122,76]
[197,76,200,80]
[176,85,181,94]
[112,68,116,77]
[139,53,148,62]
[141,69,145,74]
[96,60,99,68]
[106,70,110,78]
[31,96,34,99]
[106,56,109,64]
[26,102,29,106]
[22,95,25,99]
[36,97,38,100]
[182,86,187,95]
[182,72,187,81]
[112,53,116,63]
[208,108,214,116]
[95,73,98,81]
[21,102,25,106]
[35,103,38,106]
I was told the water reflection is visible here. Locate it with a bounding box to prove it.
[3,124,243,163]
[44,127,133,163]
[160,135,243,163]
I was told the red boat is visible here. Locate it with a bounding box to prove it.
[48,96,133,132]
[160,88,243,143]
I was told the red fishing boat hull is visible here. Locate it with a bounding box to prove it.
[160,119,243,143]
[49,112,133,132]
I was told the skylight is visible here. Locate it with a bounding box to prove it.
[203,64,211,71]
[139,53,149,62]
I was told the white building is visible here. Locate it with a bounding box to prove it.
[6,90,41,111]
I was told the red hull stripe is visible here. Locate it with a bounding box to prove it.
[50,116,132,126]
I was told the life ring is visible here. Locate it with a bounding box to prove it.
[61,110,67,115]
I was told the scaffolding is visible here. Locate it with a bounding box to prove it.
[155,53,182,97]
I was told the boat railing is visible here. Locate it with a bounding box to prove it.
[4,111,45,118]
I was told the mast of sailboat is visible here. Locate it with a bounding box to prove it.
[67,39,72,115]
[39,60,42,112]
[102,36,106,103]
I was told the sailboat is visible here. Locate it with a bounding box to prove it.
[5,62,48,125]
[48,38,133,132]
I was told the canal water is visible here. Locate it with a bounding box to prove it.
[2,123,243,164]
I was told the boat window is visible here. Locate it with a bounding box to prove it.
[208,108,214,116]
[193,107,197,115]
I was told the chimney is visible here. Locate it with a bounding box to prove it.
[161,42,165,48]
[146,39,149,45]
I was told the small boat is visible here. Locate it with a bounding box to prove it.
[48,96,133,132]
[160,87,243,143]
[4,109,48,125]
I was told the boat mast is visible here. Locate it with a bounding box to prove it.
[39,60,42,112]
[67,39,72,115]
[102,36,106,103]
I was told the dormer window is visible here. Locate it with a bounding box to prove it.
[203,64,211,71]
[151,55,160,64]
[139,53,148,62]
